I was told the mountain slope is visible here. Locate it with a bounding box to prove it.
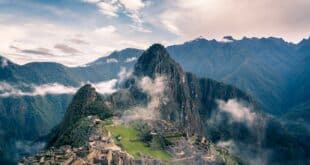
[166,37,298,115]
[48,84,113,147]
[0,48,142,85]
[0,48,143,161]
[133,44,257,135]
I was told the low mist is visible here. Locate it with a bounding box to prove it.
[121,75,168,123]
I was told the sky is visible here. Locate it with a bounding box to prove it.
[0,0,309,66]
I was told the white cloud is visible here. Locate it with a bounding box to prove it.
[97,1,120,17]
[32,83,77,95]
[121,75,168,123]
[154,0,310,42]
[0,82,25,97]
[106,58,118,63]
[119,0,145,11]
[161,19,182,36]
[124,57,137,63]
[118,67,133,82]
[0,79,119,97]
[0,82,77,97]
[91,79,118,94]
[0,19,149,66]
[217,99,256,125]
[0,68,132,97]
[82,0,149,32]
[119,0,146,26]
[94,25,117,34]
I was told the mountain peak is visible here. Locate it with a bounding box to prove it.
[145,43,168,58]
[134,44,183,78]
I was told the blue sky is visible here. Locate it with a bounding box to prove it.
[0,0,310,66]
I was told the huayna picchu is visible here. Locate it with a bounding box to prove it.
[20,44,309,164]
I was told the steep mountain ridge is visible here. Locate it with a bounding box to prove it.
[166,37,298,115]
[132,44,257,136]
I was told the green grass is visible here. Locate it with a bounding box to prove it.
[105,125,171,160]
[102,117,113,125]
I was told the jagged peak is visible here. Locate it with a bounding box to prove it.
[72,84,97,103]
[135,44,170,69]
[134,44,183,78]
[145,43,167,55]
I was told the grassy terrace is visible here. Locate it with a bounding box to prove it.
[105,125,171,160]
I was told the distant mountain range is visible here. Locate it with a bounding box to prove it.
[0,37,309,162]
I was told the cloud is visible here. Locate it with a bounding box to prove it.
[82,0,121,17]
[121,75,168,122]
[129,24,152,33]
[119,0,145,24]
[0,20,150,67]
[54,44,81,54]
[91,79,118,95]
[156,0,310,42]
[68,38,89,45]
[160,11,182,36]
[117,67,133,82]
[106,58,118,63]
[94,25,117,34]
[10,45,55,56]
[216,99,256,125]
[32,83,77,95]
[0,79,118,97]
[125,57,137,63]
[0,82,77,97]
[97,1,120,17]
[119,0,145,11]
[82,0,150,32]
